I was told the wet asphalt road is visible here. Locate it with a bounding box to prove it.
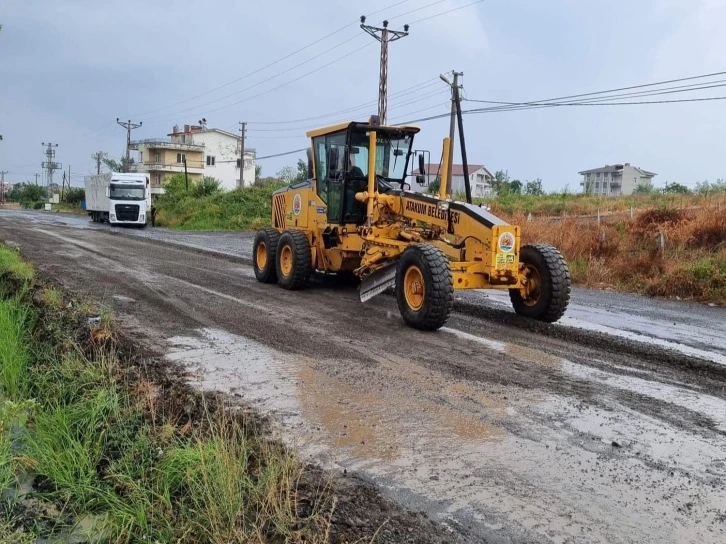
[2,209,726,543]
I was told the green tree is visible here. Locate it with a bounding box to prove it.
[663,182,690,194]
[64,187,86,204]
[492,170,509,193]
[524,178,544,196]
[255,164,262,182]
[102,153,134,172]
[633,183,654,195]
[428,176,441,195]
[509,179,523,194]
[295,159,308,181]
[7,183,47,205]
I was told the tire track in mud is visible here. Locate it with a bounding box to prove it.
[3,218,726,544]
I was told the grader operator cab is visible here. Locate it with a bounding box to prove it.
[253,119,570,330]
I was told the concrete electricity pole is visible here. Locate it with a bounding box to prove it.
[440,71,471,203]
[238,122,247,188]
[34,173,40,186]
[0,170,7,203]
[41,142,61,200]
[440,71,462,196]
[116,118,142,173]
[360,16,409,124]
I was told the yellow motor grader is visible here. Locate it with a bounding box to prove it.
[252,119,570,330]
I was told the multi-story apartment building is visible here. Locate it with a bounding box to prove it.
[579,163,656,196]
[130,124,256,194]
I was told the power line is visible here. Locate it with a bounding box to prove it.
[142,3,487,125]
[128,0,415,118]
[246,87,449,132]
[462,70,726,113]
[244,77,444,126]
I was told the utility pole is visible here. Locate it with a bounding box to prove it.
[238,122,247,188]
[441,71,461,197]
[0,170,7,203]
[360,16,409,124]
[440,71,471,203]
[34,173,40,186]
[91,151,106,175]
[452,74,471,204]
[41,142,61,200]
[183,157,189,191]
[116,118,142,173]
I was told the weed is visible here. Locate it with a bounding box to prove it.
[0,247,34,283]
[0,299,30,400]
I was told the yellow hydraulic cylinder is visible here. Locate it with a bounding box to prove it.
[439,137,451,199]
[366,130,377,220]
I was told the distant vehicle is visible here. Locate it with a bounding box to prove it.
[84,173,151,227]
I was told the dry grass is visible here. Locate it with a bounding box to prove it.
[506,207,726,303]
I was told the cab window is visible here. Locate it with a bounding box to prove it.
[313,136,327,203]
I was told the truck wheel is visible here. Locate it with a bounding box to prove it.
[509,244,571,322]
[253,228,281,283]
[276,230,312,290]
[396,244,453,331]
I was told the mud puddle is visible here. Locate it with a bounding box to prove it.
[166,327,726,543]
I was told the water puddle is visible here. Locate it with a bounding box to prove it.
[166,327,726,543]
[559,316,726,366]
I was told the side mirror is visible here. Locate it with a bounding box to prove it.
[416,175,426,185]
[328,147,339,179]
[402,183,411,191]
[306,148,314,179]
[418,154,425,176]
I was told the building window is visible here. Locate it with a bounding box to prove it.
[176,153,186,164]
[236,159,241,169]
[155,152,160,163]
[595,182,600,190]
[139,151,143,164]
[206,155,216,166]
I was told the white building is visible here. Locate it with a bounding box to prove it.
[188,128,256,190]
[130,124,256,193]
[579,163,656,196]
[418,163,493,197]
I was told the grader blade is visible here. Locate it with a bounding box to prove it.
[359,262,397,302]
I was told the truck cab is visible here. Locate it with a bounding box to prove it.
[85,172,151,227]
[107,174,151,226]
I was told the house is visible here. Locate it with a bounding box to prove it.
[130,126,206,195]
[130,124,256,194]
[188,127,256,190]
[418,163,493,197]
[579,163,656,196]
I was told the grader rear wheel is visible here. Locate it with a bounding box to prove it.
[253,228,280,283]
[510,244,570,322]
[396,244,453,331]
[276,230,312,290]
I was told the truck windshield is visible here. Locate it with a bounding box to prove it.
[348,130,413,183]
[110,184,145,201]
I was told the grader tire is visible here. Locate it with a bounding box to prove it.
[276,230,312,290]
[509,244,570,323]
[396,244,453,331]
[253,228,280,284]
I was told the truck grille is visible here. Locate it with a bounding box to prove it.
[115,204,140,222]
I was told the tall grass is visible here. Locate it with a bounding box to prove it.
[155,175,285,231]
[0,244,332,542]
[512,206,726,303]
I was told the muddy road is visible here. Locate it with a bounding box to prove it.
[2,210,725,543]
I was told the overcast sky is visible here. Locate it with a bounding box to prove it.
[1,0,725,190]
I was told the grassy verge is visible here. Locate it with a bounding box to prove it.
[513,207,726,304]
[155,177,286,231]
[0,245,332,542]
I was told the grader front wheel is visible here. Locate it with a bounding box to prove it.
[396,244,453,331]
[510,244,571,322]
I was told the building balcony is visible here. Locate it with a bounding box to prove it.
[132,161,205,175]
[129,138,204,152]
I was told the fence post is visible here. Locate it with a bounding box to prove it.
[656,232,665,257]
[600,230,606,250]
[527,212,533,222]
[597,208,601,224]
[630,205,634,220]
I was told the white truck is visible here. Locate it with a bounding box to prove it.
[84,172,151,227]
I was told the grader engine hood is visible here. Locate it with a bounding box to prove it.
[381,190,522,286]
